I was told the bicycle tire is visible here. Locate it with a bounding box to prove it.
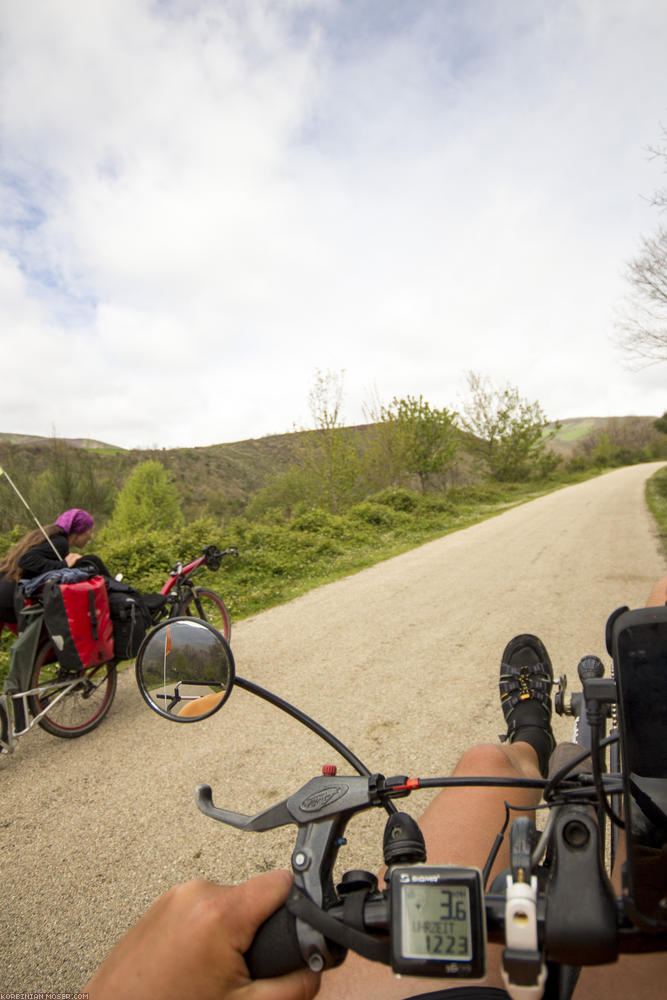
[27,640,117,739]
[181,587,232,641]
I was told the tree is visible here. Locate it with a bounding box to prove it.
[655,411,667,435]
[360,388,411,491]
[615,126,667,365]
[387,395,459,491]
[361,391,459,492]
[103,460,184,536]
[292,369,362,513]
[458,372,556,481]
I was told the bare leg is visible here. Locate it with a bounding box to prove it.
[646,574,667,606]
[575,828,667,998]
[317,740,542,1000]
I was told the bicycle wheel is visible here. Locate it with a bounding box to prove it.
[182,587,232,641]
[27,641,117,738]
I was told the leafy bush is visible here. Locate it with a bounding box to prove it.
[101,460,184,540]
[289,508,344,534]
[370,487,420,512]
[348,502,412,530]
[94,517,229,593]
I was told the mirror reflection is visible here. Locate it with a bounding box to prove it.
[136,617,235,722]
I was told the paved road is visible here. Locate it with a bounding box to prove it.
[1,463,665,991]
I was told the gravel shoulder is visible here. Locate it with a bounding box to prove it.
[1,463,665,991]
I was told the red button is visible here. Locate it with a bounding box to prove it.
[322,765,337,776]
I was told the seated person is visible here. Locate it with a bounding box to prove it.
[0,509,110,627]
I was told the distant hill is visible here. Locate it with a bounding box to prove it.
[544,416,658,455]
[0,432,123,451]
[0,416,660,530]
[0,429,315,524]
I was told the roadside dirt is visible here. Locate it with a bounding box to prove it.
[1,463,665,991]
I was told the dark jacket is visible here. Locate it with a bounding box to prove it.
[0,532,69,623]
[17,532,69,579]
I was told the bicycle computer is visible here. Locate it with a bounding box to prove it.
[390,866,486,979]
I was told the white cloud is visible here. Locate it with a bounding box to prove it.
[1,0,666,448]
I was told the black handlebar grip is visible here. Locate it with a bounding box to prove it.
[577,655,604,682]
[244,904,306,979]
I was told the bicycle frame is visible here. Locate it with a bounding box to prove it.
[160,555,207,597]
[0,674,94,753]
[150,546,237,627]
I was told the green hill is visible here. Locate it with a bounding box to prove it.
[0,415,662,534]
[545,416,659,455]
[0,430,315,530]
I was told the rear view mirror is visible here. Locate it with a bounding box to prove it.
[135,617,235,722]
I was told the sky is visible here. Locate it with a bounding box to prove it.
[1,0,666,450]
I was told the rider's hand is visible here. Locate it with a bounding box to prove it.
[65,552,82,566]
[84,869,321,1000]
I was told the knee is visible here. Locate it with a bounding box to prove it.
[454,742,515,777]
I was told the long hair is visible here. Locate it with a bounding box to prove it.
[0,525,66,582]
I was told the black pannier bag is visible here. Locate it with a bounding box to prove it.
[105,579,153,661]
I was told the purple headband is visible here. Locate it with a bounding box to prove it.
[55,508,95,535]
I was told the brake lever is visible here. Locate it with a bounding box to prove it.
[197,774,392,970]
[196,784,294,831]
[195,773,388,831]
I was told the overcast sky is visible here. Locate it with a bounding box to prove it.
[1,0,666,450]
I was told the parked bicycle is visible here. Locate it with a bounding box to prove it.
[1,602,118,752]
[145,543,238,640]
[0,544,238,754]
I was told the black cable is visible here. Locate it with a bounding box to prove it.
[543,732,621,801]
[590,721,625,830]
[413,776,546,791]
[482,802,511,888]
[234,675,397,815]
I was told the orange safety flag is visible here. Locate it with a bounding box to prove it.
[165,625,172,657]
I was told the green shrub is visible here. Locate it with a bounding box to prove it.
[370,487,420,512]
[94,517,231,593]
[101,460,184,539]
[289,508,343,534]
[420,494,458,515]
[348,502,412,530]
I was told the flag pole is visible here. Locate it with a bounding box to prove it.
[0,466,62,559]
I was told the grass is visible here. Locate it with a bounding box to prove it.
[646,465,667,558]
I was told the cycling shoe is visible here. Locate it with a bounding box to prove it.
[499,633,555,778]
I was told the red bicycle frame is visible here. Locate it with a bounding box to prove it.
[160,554,207,596]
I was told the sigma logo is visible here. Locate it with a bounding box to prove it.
[402,873,440,883]
[300,785,349,812]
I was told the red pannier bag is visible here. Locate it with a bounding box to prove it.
[41,575,114,672]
